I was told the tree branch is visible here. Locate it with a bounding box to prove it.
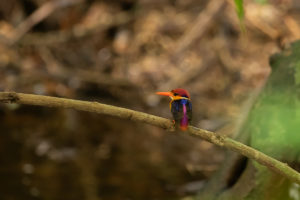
[1,91,300,184]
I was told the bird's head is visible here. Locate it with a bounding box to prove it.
[156,88,190,100]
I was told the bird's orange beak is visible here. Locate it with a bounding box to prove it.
[156,92,173,97]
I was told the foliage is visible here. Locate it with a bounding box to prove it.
[234,0,246,32]
[250,41,300,161]
[246,41,300,199]
[234,0,244,21]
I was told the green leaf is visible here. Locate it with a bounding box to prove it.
[234,0,244,20]
[249,41,300,161]
[234,0,246,33]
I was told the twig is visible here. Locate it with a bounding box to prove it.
[244,3,280,39]
[0,91,300,184]
[17,11,131,46]
[10,0,83,44]
[284,15,300,39]
[173,0,225,58]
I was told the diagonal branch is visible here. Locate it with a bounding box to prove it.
[10,0,83,45]
[0,91,300,184]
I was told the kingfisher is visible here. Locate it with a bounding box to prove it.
[156,88,192,131]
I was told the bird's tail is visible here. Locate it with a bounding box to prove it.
[180,104,189,131]
[180,117,188,131]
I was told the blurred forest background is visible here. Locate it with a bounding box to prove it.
[0,0,300,199]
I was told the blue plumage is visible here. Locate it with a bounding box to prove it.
[171,99,192,129]
[156,88,192,131]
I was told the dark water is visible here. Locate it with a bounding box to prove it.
[0,105,208,200]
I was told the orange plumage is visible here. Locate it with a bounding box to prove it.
[156,88,192,131]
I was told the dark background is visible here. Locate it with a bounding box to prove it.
[0,0,300,199]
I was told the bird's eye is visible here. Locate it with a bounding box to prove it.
[173,93,178,96]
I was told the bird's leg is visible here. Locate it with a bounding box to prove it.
[172,119,177,130]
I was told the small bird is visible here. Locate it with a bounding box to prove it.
[156,88,192,131]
